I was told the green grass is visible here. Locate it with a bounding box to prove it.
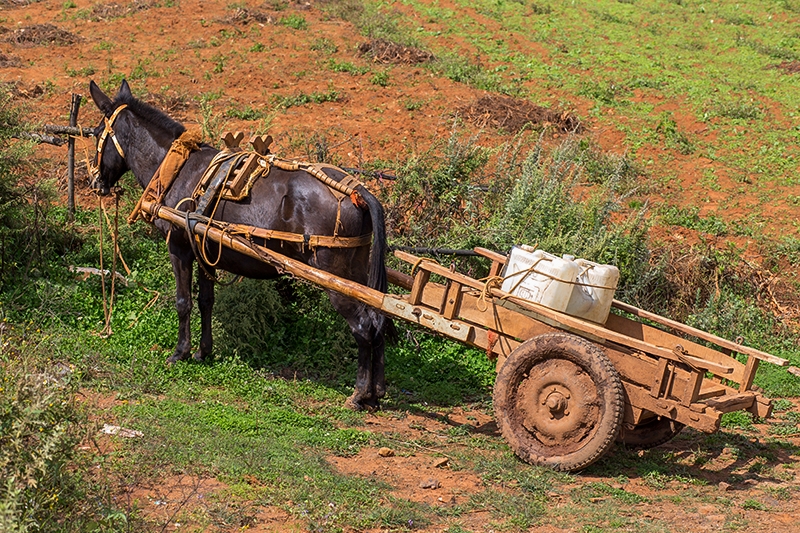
[224,104,271,121]
[273,89,341,109]
[279,14,308,30]
[340,0,800,226]
[3,159,800,532]
[327,59,369,75]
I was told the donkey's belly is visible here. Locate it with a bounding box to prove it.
[204,240,330,281]
[211,247,283,280]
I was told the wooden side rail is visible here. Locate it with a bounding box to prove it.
[611,299,788,366]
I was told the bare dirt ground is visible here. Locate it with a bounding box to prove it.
[84,389,800,532]
[4,0,800,531]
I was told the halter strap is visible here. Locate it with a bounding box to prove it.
[98,104,128,158]
[90,104,129,182]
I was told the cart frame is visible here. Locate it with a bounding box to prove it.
[144,200,792,470]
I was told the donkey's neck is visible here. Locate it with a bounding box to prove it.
[125,122,173,189]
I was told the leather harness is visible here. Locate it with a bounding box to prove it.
[93,111,374,262]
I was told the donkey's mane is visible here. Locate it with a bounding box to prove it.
[114,93,185,138]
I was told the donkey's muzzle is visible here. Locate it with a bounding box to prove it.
[89,176,111,196]
[88,164,111,195]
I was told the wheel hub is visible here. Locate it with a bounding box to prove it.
[516,358,601,451]
[544,389,569,417]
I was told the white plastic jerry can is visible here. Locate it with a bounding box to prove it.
[500,246,580,313]
[565,258,620,324]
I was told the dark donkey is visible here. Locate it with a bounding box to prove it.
[88,80,389,410]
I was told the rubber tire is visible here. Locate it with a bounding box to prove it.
[493,333,624,472]
[617,417,685,450]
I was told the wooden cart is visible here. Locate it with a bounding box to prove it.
[142,202,794,471]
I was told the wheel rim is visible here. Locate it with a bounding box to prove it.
[493,333,624,471]
[517,358,602,455]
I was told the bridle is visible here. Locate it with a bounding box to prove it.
[89,104,129,183]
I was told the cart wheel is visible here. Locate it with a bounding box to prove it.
[493,333,624,472]
[617,417,684,450]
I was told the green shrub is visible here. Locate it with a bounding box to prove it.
[0,331,127,532]
[385,129,649,295]
[1,341,79,532]
[273,89,340,109]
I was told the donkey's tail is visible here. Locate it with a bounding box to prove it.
[355,184,389,332]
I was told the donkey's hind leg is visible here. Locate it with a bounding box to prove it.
[166,239,194,364]
[330,293,384,411]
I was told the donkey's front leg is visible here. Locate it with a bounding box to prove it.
[193,265,215,361]
[166,241,194,364]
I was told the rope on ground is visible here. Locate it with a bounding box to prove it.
[98,198,109,337]
[97,190,161,332]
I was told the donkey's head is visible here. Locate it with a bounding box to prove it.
[88,80,132,195]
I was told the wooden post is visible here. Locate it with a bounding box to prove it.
[67,93,82,220]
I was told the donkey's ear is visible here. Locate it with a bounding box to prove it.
[89,80,113,112]
[116,79,132,101]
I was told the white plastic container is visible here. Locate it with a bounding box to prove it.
[565,259,620,324]
[500,246,580,313]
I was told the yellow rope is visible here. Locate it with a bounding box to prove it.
[410,256,443,278]
[98,192,161,328]
[200,183,228,268]
[98,198,109,337]
[476,275,503,312]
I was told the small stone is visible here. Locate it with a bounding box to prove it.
[419,478,440,489]
[378,447,394,457]
[718,481,731,491]
[433,457,449,468]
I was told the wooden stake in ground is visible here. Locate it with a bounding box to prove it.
[67,93,81,220]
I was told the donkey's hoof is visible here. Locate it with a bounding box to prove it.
[166,352,189,365]
[192,350,209,362]
[344,394,364,411]
[345,393,380,412]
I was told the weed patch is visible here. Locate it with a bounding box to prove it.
[736,34,799,62]
[655,112,694,154]
[225,104,271,121]
[578,81,630,106]
[0,330,127,532]
[709,100,764,121]
[327,58,368,75]
[279,13,308,30]
[273,89,341,108]
[310,37,338,54]
[320,0,410,44]
[429,54,511,94]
